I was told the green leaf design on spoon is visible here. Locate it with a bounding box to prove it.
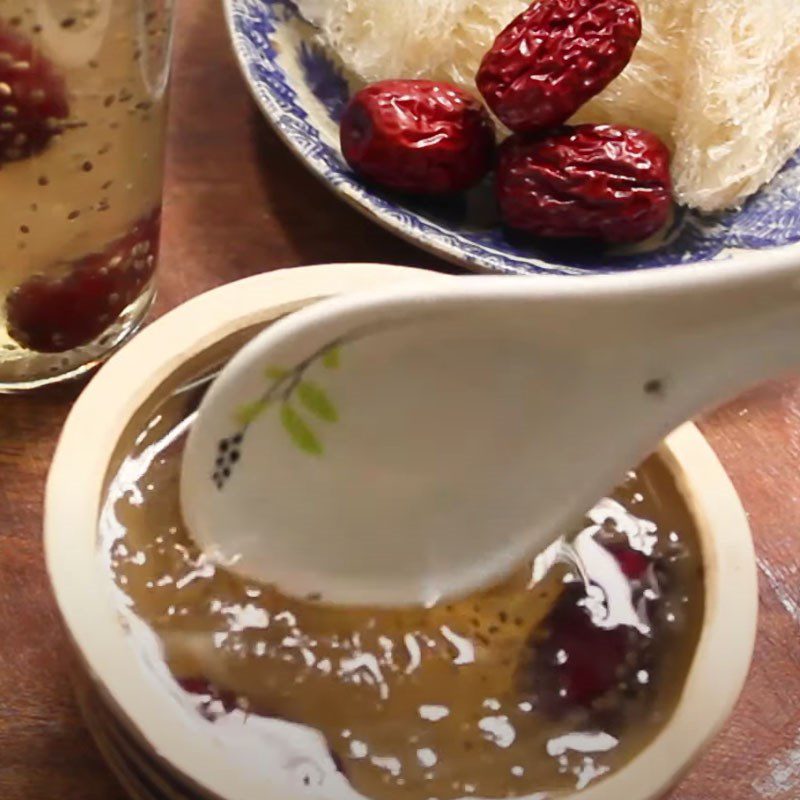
[297,380,338,422]
[322,345,341,369]
[235,398,271,427]
[222,340,343,478]
[281,404,323,455]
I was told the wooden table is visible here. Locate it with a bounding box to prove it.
[1,3,799,799]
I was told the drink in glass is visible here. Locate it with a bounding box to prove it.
[0,0,172,390]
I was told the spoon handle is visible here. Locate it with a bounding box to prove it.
[431,254,800,439]
[580,257,800,430]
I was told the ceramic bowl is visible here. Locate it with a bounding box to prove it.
[222,0,800,275]
[46,263,758,800]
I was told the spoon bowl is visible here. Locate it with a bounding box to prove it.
[182,250,800,606]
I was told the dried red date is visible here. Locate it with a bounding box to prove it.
[6,209,160,353]
[340,79,495,194]
[496,125,673,244]
[528,586,632,708]
[0,21,69,163]
[477,0,642,134]
[520,542,659,715]
[608,544,651,580]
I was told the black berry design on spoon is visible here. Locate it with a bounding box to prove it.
[213,342,342,489]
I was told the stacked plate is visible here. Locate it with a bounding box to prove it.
[74,667,198,800]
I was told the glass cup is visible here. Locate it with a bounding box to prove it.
[0,0,173,391]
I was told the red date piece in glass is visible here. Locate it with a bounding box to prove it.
[6,209,160,353]
[496,125,673,244]
[0,21,69,163]
[477,0,642,134]
[340,79,496,195]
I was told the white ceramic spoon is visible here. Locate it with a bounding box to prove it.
[181,254,800,607]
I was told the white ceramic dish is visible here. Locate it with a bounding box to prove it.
[46,263,758,800]
[224,0,800,275]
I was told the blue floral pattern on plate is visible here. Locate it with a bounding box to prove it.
[224,0,800,275]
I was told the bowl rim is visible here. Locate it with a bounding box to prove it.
[45,263,757,800]
[222,0,800,277]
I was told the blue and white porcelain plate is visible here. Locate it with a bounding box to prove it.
[224,0,800,276]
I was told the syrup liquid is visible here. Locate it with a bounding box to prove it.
[100,330,704,800]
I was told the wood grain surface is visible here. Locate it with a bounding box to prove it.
[1,2,799,799]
